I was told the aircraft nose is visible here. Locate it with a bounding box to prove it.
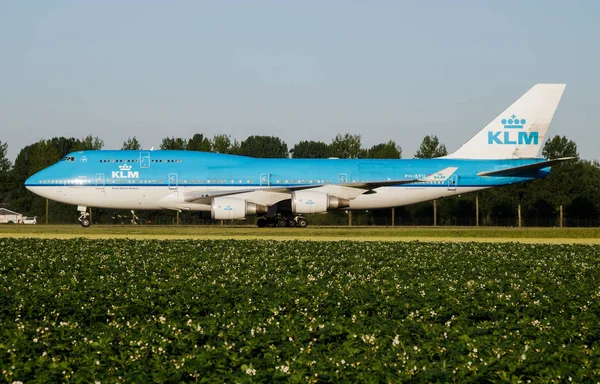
[24,169,53,199]
[25,170,45,191]
[24,174,36,189]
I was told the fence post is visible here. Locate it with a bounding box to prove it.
[475,194,479,227]
[560,205,563,228]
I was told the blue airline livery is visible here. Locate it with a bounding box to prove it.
[25,84,569,227]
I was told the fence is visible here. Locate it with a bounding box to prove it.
[361,216,599,227]
[88,214,599,227]
[33,206,600,228]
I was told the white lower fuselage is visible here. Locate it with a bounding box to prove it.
[27,184,485,212]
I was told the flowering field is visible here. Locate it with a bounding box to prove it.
[1,239,600,382]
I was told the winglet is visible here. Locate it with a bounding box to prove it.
[419,167,458,182]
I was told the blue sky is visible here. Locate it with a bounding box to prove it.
[1,1,599,161]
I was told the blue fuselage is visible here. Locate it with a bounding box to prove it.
[24,150,549,212]
[25,150,548,189]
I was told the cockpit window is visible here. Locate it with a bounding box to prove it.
[62,156,75,162]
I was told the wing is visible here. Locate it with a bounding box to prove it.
[183,167,459,206]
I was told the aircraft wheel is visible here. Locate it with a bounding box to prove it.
[297,217,308,228]
[80,218,91,228]
[257,217,267,228]
[276,217,288,227]
[288,219,297,228]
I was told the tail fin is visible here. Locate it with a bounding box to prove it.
[446,84,566,159]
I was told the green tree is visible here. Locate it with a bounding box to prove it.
[366,140,402,159]
[160,137,187,150]
[49,137,80,156]
[230,139,241,155]
[413,135,447,226]
[211,134,232,154]
[534,159,595,222]
[76,135,104,150]
[0,141,12,203]
[186,134,212,152]
[542,135,579,159]
[564,160,600,220]
[290,140,330,158]
[122,137,141,150]
[8,140,61,217]
[238,136,288,158]
[329,133,363,159]
[414,135,447,158]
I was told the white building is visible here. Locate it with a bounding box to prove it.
[0,208,23,224]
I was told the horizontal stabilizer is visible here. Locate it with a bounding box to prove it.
[477,157,576,177]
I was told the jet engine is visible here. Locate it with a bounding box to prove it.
[291,191,350,214]
[211,197,268,220]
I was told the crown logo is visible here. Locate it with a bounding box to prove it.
[501,114,526,129]
[119,163,132,171]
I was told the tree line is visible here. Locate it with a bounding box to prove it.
[128,133,403,160]
[0,133,598,226]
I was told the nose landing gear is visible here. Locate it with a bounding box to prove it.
[78,205,91,227]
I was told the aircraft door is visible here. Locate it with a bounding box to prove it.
[95,173,105,189]
[140,152,151,168]
[447,175,458,191]
[169,173,178,190]
[260,173,270,187]
[338,173,348,184]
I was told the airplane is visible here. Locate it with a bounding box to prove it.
[25,84,569,228]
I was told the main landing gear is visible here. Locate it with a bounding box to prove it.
[78,205,91,228]
[256,215,308,228]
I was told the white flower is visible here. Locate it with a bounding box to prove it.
[246,368,256,376]
[276,365,290,374]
